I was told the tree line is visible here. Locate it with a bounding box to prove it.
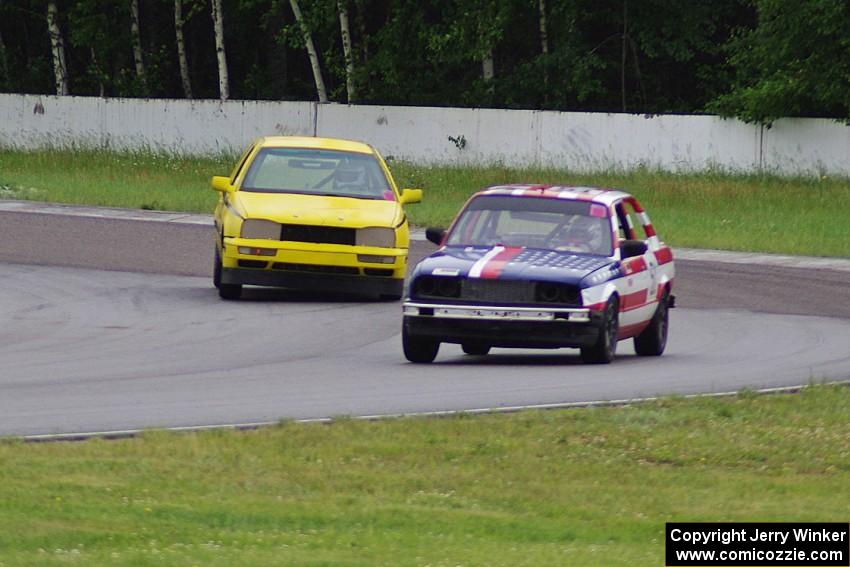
[0,0,847,124]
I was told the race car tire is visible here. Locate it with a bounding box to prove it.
[215,247,242,299]
[218,282,242,300]
[403,326,439,363]
[213,247,222,289]
[634,291,669,356]
[461,343,491,356]
[581,296,619,364]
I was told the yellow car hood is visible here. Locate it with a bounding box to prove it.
[234,191,401,228]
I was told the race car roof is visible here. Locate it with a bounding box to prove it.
[477,184,632,207]
[257,136,376,155]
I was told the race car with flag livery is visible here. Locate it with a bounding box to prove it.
[402,184,675,363]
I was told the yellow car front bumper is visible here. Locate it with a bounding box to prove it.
[219,237,407,296]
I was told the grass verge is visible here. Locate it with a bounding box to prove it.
[1,148,848,257]
[1,385,848,566]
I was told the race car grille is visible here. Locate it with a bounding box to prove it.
[273,263,359,275]
[412,276,581,306]
[461,279,532,303]
[279,224,356,246]
[364,268,394,277]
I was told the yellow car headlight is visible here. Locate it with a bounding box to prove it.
[241,219,281,239]
[356,227,395,248]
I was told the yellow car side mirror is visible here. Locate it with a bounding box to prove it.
[211,176,235,194]
[399,188,422,204]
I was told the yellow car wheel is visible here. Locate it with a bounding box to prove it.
[213,248,222,289]
[461,343,491,356]
[219,282,242,300]
[214,248,242,300]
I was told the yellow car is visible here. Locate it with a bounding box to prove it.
[211,136,422,300]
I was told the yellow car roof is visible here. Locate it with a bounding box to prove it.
[257,136,375,155]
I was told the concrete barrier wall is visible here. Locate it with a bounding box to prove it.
[761,118,850,176]
[1,93,848,175]
[0,95,315,154]
[535,111,762,172]
[316,104,542,165]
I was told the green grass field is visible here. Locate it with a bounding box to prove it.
[1,148,848,257]
[1,385,848,567]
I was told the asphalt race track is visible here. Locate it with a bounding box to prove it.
[2,206,849,437]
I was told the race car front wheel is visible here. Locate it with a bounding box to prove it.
[581,296,619,364]
[402,326,440,363]
[219,283,242,300]
[215,247,243,300]
[462,343,491,356]
[213,247,222,289]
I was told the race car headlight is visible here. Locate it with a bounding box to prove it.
[356,227,395,248]
[535,282,581,305]
[413,276,461,298]
[241,219,281,240]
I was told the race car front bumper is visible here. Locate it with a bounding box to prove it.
[223,267,403,297]
[219,236,406,297]
[402,302,605,348]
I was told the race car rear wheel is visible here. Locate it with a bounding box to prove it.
[581,296,619,364]
[403,326,439,363]
[461,343,491,356]
[634,291,669,356]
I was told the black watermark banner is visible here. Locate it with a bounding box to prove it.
[666,523,849,566]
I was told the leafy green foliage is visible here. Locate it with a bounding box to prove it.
[708,0,850,123]
[0,0,846,121]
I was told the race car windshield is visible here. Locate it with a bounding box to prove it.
[446,195,613,256]
[241,148,394,200]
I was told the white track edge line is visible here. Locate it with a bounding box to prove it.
[20,380,849,442]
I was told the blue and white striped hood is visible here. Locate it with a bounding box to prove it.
[412,245,620,288]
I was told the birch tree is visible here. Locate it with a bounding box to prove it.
[289,0,327,103]
[174,0,193,98]
[130,0,147,89]
[90,47,104,96]
[211,0,230,100]
[538,0,549,100]
[538,0,548,58]
[0,0,7,84]
[337,0,355,102]
[482,49,494,85]
[621,0,628,111]
[0,27,8,87]
[477,1,504,97]
[47,1,69,95]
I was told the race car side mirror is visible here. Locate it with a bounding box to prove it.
[425,227,447,245]
[399,188,423,204]
[621,239,648,258]
[211,176,235,194]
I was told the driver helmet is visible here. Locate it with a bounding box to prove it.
[333,161,367,191]
[561,216,603,250]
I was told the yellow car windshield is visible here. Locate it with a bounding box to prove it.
[241,148,394,201]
